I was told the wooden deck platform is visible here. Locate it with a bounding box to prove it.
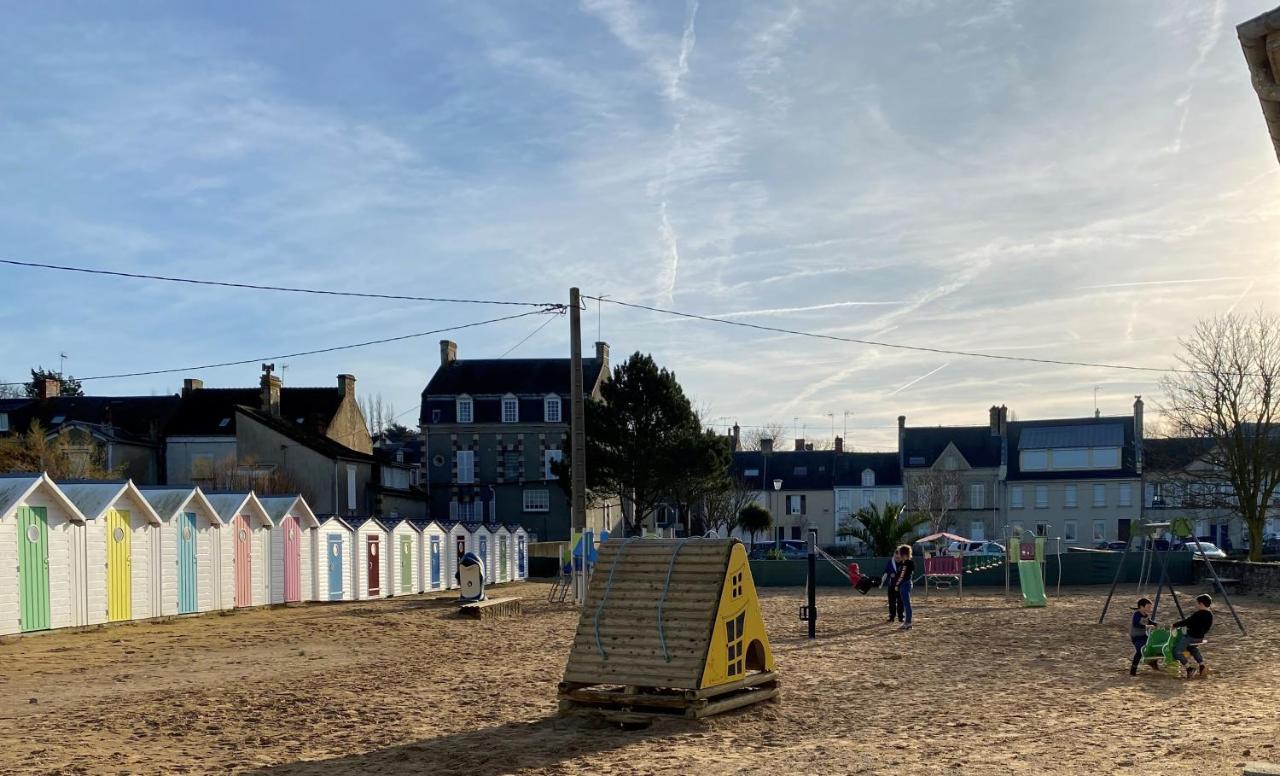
[459,596,522,621]
[557,671,779,722]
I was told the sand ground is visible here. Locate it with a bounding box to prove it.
[0,581,1276,775]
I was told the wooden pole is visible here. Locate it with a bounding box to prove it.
[569,288,588,605]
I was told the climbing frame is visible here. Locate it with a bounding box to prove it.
[558,538,778,721]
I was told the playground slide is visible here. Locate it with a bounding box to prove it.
[1017,560,1048,608]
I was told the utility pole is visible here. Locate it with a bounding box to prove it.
[569,288,589,604]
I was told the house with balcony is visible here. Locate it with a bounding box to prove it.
[418,339,614,541]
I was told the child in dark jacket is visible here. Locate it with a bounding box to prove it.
[883,556,902,623]
[1170,594,1214,678]
[1129,598,1157,676]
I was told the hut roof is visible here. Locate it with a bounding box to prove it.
[204,492,269,525]
[138,486,217,522]
[257,494,317,526]
[0,473,87,522]
[58,480,161,524]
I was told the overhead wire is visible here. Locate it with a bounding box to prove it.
[0,258,563,309]
[584,295,1205,376]
[0,308,558,386]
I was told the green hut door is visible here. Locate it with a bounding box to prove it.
[399,535,412,593]
[17,507,51,632]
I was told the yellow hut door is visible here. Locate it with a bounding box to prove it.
[107,509,132,621]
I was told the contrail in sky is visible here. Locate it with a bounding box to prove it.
[889,362,951,395]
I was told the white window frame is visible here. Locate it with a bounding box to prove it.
[1009,486,1024,509]
[543,394,561,423]
[456,450,475,484]
[1093,484,1106,507]
[787,495,804,515]
[1064,520,1078,542]
[969,483,984,510]
[544,449,563,480]
[523,489,549,513]
[501,394,519,424]
[861,468,875,487]
[1092,520,1106,542]
[1034,485,1049,508]
[1063,484,1077,508]
[456,395,474,424]
[1118,484,1132,507]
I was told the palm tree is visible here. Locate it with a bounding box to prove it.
[838,502,928,556]
[736,503,772,547]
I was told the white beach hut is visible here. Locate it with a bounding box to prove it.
[446,521,470,590]
[315,515,354,602]
[350,517,390,600]
[493,524,512,584]
[417,520,448,593]
[386,518,421,596]
[139,486,222,615]
[0,473,88,635]
[60,480,163,624]
[511,524,529,581]
[205,492,272,609]
[259,495,320,604]
[470,523,494,583]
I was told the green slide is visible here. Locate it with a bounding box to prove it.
[1017,560,1048,607]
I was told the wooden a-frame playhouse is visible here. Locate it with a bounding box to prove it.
[558,538,778,721]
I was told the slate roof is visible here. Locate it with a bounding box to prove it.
[1239,6,1280,165]
[2,395,180,444]
[235,406,377,463]
[1143,437,1215,472]
[1006,416,1139,481]
[166,388,342,437]
[901,425,1002,469]
[833,452,903,488]
[420,358,606,424]
[731,450,839,490]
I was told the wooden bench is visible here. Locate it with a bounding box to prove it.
[459,596,521,621]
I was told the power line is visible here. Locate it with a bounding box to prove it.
[0,258,563,309]
[0,309,556,386]
[586,295,1199,376]
[497,309,564,358]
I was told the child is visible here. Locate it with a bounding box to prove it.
[895,544,915,631]
[1170,594,1214,678]
[1128,597,1158,676]
[882,554,901,623]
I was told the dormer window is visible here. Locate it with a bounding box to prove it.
[861,468,875,487]
[0,413,8,432]
[456,395,474,424]
[544,394,562,423]
[502,394,519,423]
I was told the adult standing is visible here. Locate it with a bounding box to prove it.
[882,553,902,623]
[896,544,915,631]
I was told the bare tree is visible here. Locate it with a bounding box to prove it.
[202,455,308,499]
[0,422,122,480]
[741,422,788,451]
[907,467,963,535]
[702,475,758,536]
[1160,310,1280,561]
[0,379,22,399]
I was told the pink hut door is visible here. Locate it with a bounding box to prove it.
[283,515,301,602]
[234,514,252,607]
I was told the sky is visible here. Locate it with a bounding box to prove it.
[1,0,1278,450]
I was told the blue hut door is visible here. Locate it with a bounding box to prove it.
[517,535,526,576]
[327,534,344,600]
[429,536,441,589]
[479,535,488,568]
[177,512,198,614]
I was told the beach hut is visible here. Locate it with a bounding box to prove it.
[140,486,222,615]
[386,518,421,596]
[205,493,272,609]
[470,524,494,583]
[350,517,390,600]
[316,515,354,602]
[417,520,448,592]
[0,474,88,635]
[512,524,529,581]
[493,524,512,584]
[446,521,470,589]
[60,480,163,624]
[259,495,320,604]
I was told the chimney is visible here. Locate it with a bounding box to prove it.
[260,363,281,418]
[732,423,741,452]
[834,436,843,453]
[794,438,805,452]
[760,437,774,454]
[182,378,203,397]
[999,405,1009,436]
[337,373,356,398]
[989,405,1000,436]
[36,377,61,399]
[440,340,457,367]
[595,341,610,369]
[897,415,906,470]
[1134,395,1144,474]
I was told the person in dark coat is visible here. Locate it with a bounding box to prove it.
[882,555,902,623]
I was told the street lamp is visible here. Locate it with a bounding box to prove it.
[772,479,783,548]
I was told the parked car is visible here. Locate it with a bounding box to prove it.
[944,540,1006,556]
[1174,541,1228,559]
[1095,541,1129,551]
[747,540,809,560]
